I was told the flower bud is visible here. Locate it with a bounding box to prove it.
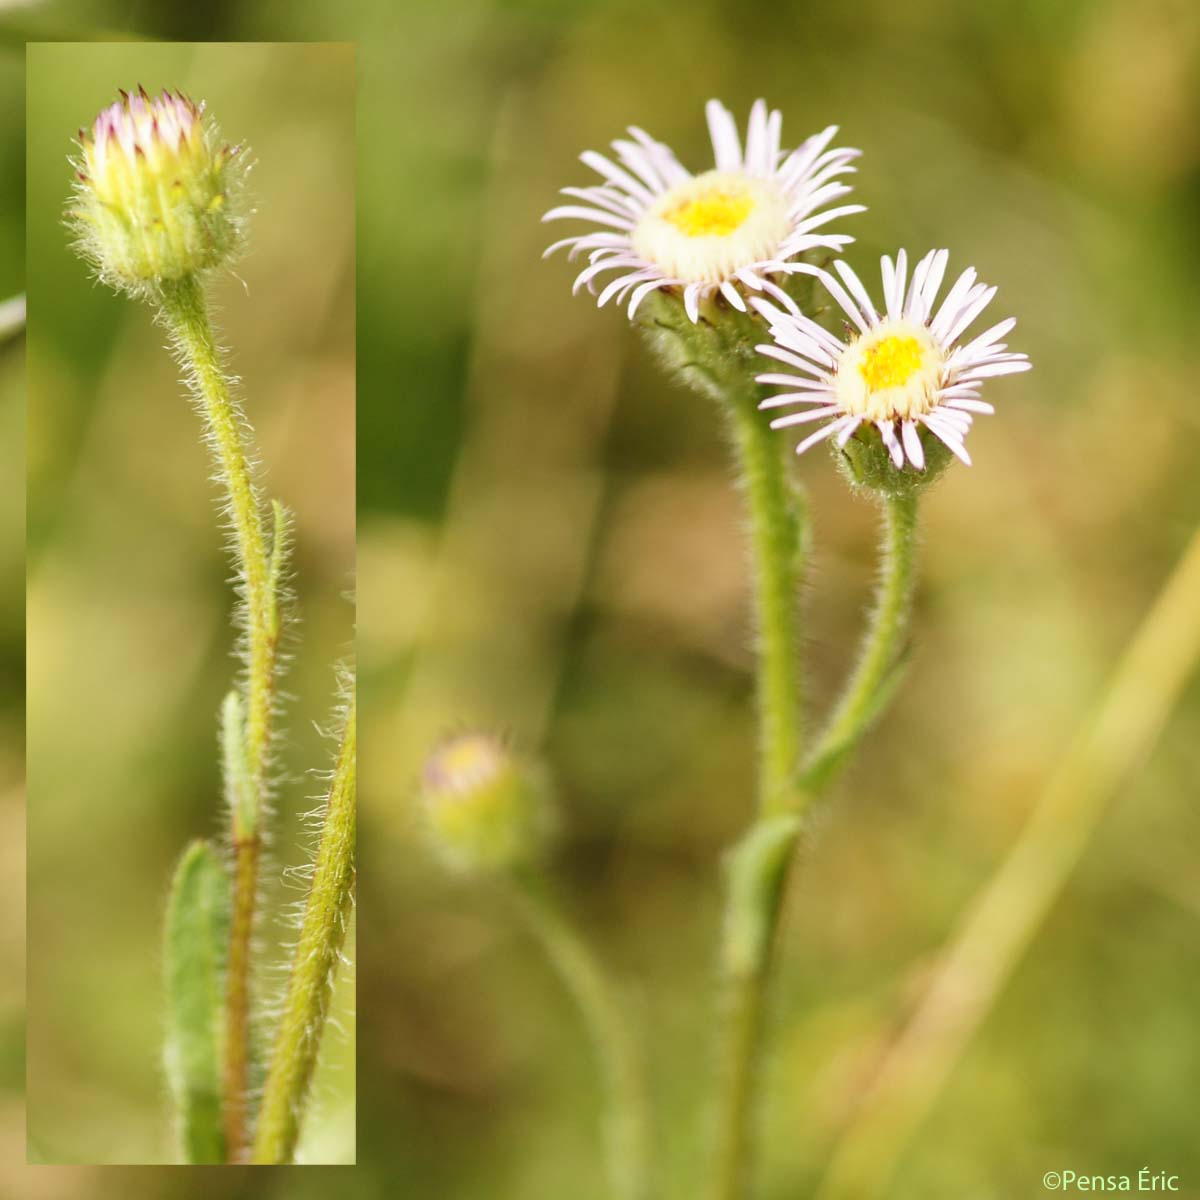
[68,87,248,296]
[419,733,554,873]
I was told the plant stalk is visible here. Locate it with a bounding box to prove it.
[253,692,357,1164]
[803,491,919,791]
[707,378,805,1200]
[509,872,651,1200]
[725,386,805,820]
[710,486,919,1200]
[158,274,281,1161]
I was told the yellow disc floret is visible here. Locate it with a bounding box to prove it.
[835,320,945,422]
[857,335,925,392]
[663,187,755,238]
[632,170,792,285]
[68,87,247,296]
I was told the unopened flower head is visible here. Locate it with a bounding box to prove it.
[68,87,248,296]
[420,732,554,874]
[544,99,864,323]
[755,250,1030,474]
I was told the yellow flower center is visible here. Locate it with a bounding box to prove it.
[662,186,755,238]
[857,335,925,391]
[439,735,500,782]
[835,320,945,422]
[631,170,791,285]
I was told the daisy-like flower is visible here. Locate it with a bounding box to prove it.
[543,99,865,323]
[754,250,1031,469]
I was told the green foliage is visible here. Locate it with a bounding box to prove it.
[722,815,803,978]
[163,840,231,1165]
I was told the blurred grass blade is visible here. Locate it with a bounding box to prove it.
[0,295,25,343]
[817,524,1200,1200]
[164,840,232,1164]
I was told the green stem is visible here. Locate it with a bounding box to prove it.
[253,692,357,1164]
[724,386,805,819]
[707,382,805,1200]
[803,491,919,793]
[510,873,651,1200]
[710,489,919,1200]
[157,273,281,1161]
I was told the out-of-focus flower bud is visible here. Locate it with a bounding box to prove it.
[419,733,554,874]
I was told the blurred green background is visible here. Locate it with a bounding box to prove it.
[23,42,355,1165]
[2,0,1199,1197]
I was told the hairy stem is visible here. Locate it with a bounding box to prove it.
[223,830,259,1161]
[803,491,919,792]
[157,274,281,1161]
[724,386,805,819]
[509,872,651,1200]
[253,692,357,1165]
[710,488,919,1200]
[708,381,806,1200]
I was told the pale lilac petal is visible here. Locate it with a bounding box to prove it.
[836,417,864,447]
[901,420,925,470]
[706,99,742,171]
[918,248,950,317]
[790,263,869,332]
[940,285,998,346]
[758,390,838,410]
[953,316,1016,363]
[929,268,978,339]
[627,278,668,319]
[955,359,1032,381]
[833,260,879,325]
[769,405,845,429]
[580,150,655,204]
[942,397,995,414]
[543,205,634,231]
[756,373,833,389]
[793,415,852,455]
[878,420,905,467]
[921,415,972,465]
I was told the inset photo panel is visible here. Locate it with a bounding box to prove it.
[26,41,355,1165]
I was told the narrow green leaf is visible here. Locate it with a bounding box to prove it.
[164,840,232,1164]
[722,814,802,978]
[220,690,255,840]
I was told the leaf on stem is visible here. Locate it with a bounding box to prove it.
[722,814,803,977]
[164,839,232,1164]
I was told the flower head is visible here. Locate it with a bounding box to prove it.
[68,87,248,296]
[419,732,554,874]
[755,250,1030,472]
[544,99,865,323]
